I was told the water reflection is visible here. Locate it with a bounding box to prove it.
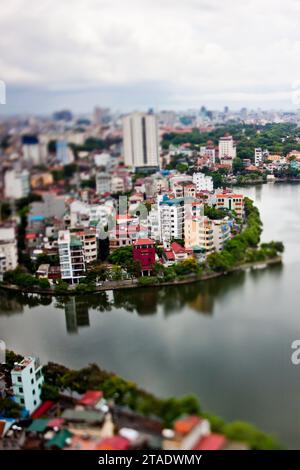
[0,269,251,332]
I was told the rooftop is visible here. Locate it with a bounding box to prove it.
[133,238,155,246]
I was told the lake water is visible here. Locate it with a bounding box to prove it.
[0,183,300,448]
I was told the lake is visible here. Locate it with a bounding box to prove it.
[0,183,300,448]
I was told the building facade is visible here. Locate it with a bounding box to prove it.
[192,172,214,192]
[11,356,44,415]
[0,226,18,272]
[218,135,236,161]
[133,238,156,276]
[4,169,30,199]
[157,196,185,243]
[123,112,159,170]
[58,230,86,284]
[216,193,244,219]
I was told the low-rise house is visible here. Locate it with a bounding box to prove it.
[133,238,156,276]
[170,241,188,262]
[163,415,210,450]
[193,432,227,450]
[36,264,50,279]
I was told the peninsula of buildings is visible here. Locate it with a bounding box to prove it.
[0,108,287,291]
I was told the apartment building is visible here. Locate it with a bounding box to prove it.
[123,112,160,171]
[58,230,86,284]
[4,169,30,199]
[185,215,214,255]
[158,196,185,243]
[71,228,98,264]
[218,134,236,164]
[212,219,231,252]
[11,357,44,415]
[0,226,18,272]
[22,135,40,166]
[192,172,214,192]
[96,172,112,195]
[216,193,244,219]
[200,140,216,163]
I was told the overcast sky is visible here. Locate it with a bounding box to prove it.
[1,0,300,114]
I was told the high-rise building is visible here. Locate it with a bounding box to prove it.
[56,140,74,165]
[157,195,185,243]
[218,134,236,161]
[11,356,44,415]
[22,135,40,165]
[123,112,159,171]
[58,230,86,284]
[0,226,18,272]
[4,169,30,199]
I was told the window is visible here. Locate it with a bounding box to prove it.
[30,368,33,374]
[20,398,24,405]
[31,378,34,384]
[17,376,21,383]
[34,400,37,406]
[32,389,36,395]
[19,387,23,393]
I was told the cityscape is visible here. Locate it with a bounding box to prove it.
[0,0,300,463]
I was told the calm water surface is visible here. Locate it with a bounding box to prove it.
[0,183,300,447]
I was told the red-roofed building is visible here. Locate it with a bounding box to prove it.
[162,249,175,266]
[96,436,130,450]
[170,242,188,262]
[174,415,202,435]
[31,400,54,419]
[78,390,103,407]
[193,433,227,450]
[47,418,65,429]
[133,238,156,276]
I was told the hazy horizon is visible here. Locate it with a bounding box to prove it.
[1,0,300,114]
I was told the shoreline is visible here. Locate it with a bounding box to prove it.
[0,255,282,297]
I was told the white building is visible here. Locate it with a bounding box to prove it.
[123,112,159,170]
[218,135,236,161]
[96,172,112,195]
[4,169,30,199]
[69,200,113,228]
[254,148,268,167]
[11,356,44,415]
[158,195,185,243]
[22,135,40,166]
[0,227,18,272]
[94,153,113,171]
[58,230,86,284]
[148,206,160,241]
[192,172,214,192]
[212,219,231,252]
